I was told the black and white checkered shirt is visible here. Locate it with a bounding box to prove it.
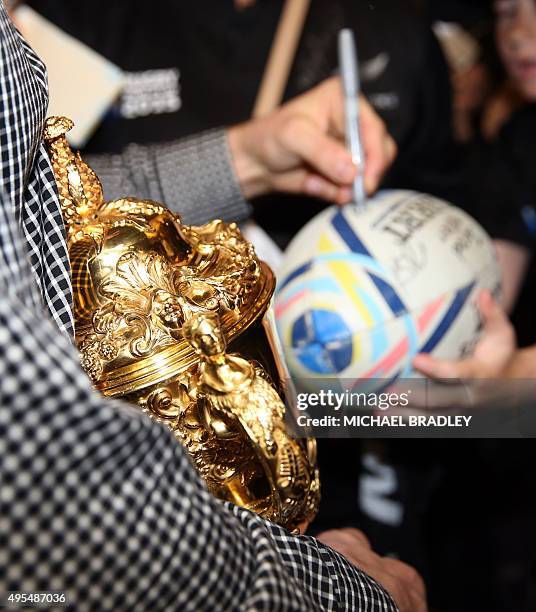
[0,5,397,610]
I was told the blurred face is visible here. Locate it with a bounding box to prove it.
[495,0,536,100]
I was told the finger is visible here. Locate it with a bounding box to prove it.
[270,168,351,203]
[383,558,427,595]
[412,353,475,380]
[338,527,372,549]
[382,560,428,612]
[316,76,346,137]
[279,115,357,186]
[334,185,353,205]
[369,563,428,612]
[316,529,343,543]
[316,528,371,552]
[359,97,397,193]
[316,529,353,548]
[304,174,347,202]
[364,133,396,194]
[478,289,514,338]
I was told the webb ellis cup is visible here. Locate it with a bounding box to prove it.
[44,116,319,532]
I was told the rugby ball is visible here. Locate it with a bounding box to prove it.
[274,190,501,390]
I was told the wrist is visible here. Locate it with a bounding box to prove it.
[227,122,270,199]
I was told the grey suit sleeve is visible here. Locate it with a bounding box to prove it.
[86,128,252,226]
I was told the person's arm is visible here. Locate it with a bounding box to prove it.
[0,289,400,611]
[0,194,419,611]
[88,78,395,226]
[87,129,251,226]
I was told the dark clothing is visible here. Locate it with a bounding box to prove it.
[28,1,282,150]
[427,0,492,30]
[29,0,459,246]
[463,105,536,345]
[468,105,536,250]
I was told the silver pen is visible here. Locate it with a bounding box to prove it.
[338,29,366,209]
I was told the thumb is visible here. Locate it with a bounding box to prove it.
[478,290,511,336]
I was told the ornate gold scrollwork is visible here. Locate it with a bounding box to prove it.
[44,116,319,531]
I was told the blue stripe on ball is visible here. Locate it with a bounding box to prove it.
[419,282,475,353]
[331,209,371,256]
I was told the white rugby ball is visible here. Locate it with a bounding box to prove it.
[274,190,501,389]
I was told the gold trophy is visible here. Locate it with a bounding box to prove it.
[44,117,319,531]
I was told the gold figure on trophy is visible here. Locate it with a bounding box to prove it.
[44,116,319,531]
[183,312,319,528]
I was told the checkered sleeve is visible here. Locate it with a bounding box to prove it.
[0,2,74,337]
[86,130,252,226]
[229,507,399,611]
[0,191,397,611]
[1,6,399,608]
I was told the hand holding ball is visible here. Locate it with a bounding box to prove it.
[275,191,501,388]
